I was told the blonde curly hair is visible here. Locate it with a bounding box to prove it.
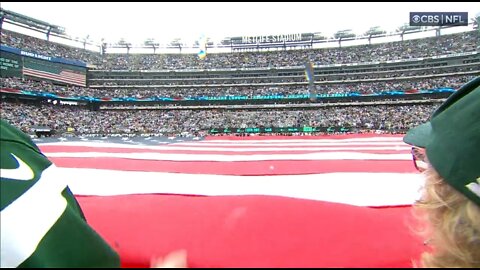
[413,167,480,267]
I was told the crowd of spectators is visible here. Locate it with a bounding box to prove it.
[2,29,478,70]
[1,101,438,136]
[90,74,476,98]
[98,31,478,70]
[89,64,479,86]
[1,30,101,66]
[1,75,476,99]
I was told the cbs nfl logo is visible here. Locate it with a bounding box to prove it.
[410,12,468,27]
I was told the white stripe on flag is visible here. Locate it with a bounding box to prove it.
[62,168,424,207]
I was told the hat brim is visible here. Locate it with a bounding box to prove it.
[403,122,432,148]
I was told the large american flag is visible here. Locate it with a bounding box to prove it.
[23,67,86,87]
[36,134,426,267]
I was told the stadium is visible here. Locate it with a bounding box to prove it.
[1,4,479,268]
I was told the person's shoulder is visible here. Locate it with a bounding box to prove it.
[0,119,40,152]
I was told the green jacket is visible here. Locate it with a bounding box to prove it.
[0,119,120,267]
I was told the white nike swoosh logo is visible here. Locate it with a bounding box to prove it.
[0,153,35,181]
[466,180,480,198]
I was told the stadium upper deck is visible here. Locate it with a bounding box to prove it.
[1,28,478,71]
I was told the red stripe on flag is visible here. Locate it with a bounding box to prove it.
[77,194,425,268]
[48,157,416,175]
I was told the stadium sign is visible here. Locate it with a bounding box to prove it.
[225,33,318,45]
[241,33,303,44]
[20,50,52,61]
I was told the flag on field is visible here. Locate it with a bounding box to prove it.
[35,134,426,267]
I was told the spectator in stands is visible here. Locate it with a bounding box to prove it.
[404,76,480,267]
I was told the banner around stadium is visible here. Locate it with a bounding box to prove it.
[208,126,352,134]
[0,87,455,103]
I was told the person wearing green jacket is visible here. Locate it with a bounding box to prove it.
[0,119,120,268]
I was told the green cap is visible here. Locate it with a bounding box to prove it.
[404,76,480,206]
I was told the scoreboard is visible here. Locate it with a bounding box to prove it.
[0,51,22,77]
